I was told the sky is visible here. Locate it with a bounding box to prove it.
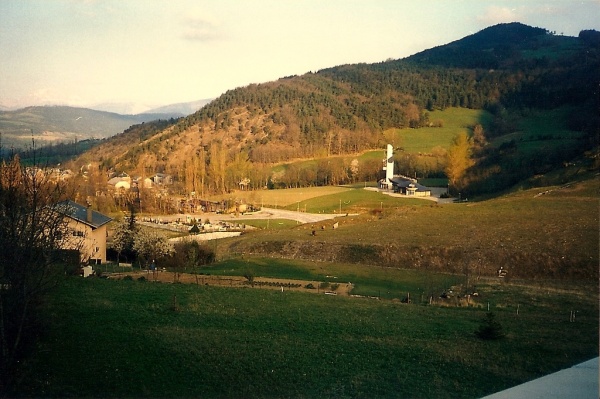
[1,0,599,114]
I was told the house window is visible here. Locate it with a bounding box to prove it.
[72,230,84,237]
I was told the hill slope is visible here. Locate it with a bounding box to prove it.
[75,23,599,197]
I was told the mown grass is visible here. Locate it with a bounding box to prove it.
[210,186,352,207]
[235,218,300,230]
[17,276,598,399]
[279,187,425,213]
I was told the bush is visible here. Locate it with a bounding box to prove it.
[243,270,255,287]
[305,283,315,289]
[475,312,505,340]
[165,240,216,270]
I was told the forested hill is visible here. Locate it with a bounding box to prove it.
[80,23,599,195]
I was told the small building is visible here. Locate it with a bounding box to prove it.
[56,200,112,264]
[390,176,431,197]
[140,177,153,189]
[150,173,173,186]
[108,177,131,190]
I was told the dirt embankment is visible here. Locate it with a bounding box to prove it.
[223,239,598,280]
[110,271,353,295]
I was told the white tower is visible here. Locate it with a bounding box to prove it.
[385,144,394,182]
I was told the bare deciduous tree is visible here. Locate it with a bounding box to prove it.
[0,153,74,392]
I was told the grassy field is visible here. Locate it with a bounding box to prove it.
[11,171,599,398]
[192,257,465,300]
[210,186,352,207]
[383,108,493,153]
[278,187,425,214]
[217,176,598,281]
[491,106,586,154]
[16,275,597,398]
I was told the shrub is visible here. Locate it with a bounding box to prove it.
[305,283,315,289]
[166,240,216,271]
[243,270,255,287]
[475,312,505,340]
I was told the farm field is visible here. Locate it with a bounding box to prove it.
[17,275,598,399]
[210,186,352,207]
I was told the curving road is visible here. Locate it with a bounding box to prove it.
[242,207,340,224]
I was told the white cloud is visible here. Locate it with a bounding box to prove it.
[181,12,225,42]
[17,88,86,108]
[477,6,522,25]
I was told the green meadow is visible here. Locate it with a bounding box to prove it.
[492,106,586,154]
[14,175,599,398]
[384,108,493,153]
[193,257,465,299]
[18,275,597,399]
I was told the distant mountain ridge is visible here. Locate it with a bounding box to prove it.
[141,99,213,117]
[0,104,189,149]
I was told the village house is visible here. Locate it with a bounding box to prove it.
[150,173,173,186]
[107,176,131,190]
[56,200,112,264]
[136,176,153,189]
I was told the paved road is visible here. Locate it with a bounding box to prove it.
[142,207,341,227]
[244,207,340,224]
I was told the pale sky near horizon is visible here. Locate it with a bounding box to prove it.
[1,0,599,113]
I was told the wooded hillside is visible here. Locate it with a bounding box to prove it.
[73,23,600,197]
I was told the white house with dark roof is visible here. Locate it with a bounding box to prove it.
[56,200,112,264]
